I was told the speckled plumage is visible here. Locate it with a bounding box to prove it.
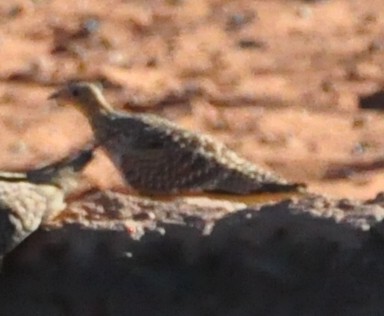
[0,176,65,258]
[50,82,305,195]
[0,150,93,260]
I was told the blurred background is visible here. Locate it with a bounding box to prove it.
[1,0,384,199]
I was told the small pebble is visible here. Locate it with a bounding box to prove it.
[226,12,256,31]
[133,211,156,221]
[80,18,100,36]
[238,39,267,50]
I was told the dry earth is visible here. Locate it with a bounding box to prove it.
[2,0,384,199]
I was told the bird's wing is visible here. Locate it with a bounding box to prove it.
[107,115,302,194]
[107,116,226,194]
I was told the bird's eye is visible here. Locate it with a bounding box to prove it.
[71,88,80,97]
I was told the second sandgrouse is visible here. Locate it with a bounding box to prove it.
[49,82,305,195]
[0,150,92,261]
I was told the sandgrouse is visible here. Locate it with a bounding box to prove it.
[0,150,93,261]
[49,82,305,195]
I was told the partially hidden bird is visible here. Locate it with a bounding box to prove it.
[0,149,93,262]
[49,82,306,196]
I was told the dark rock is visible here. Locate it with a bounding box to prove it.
[2,192,384,315]
[359,90,384,110]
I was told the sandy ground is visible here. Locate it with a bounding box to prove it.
[2,0,384,199]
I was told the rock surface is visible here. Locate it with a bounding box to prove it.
[2,191,384,315]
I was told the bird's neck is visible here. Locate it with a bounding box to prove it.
[81,98,124,145]
[80,98,116,131]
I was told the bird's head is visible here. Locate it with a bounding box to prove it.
[49,81,113,116]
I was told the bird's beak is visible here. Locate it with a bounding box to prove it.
[48,91,60,100]
[47,88,70,106]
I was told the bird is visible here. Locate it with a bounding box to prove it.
[0,150,93,262]
[25,148,94,195]
[0,175,64,260]
[49,82,306,196]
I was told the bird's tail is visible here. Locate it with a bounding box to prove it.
[212,169,307,195]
